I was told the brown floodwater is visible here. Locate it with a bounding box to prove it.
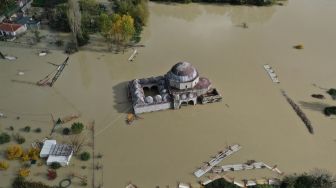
[1,0,336,187]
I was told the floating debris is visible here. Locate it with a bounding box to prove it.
[61,114,80,124]
[293,44,304,49]
[39,50,49,57]
[126,113,143,125]
[17,71,25,76]
[128,49,138,62]
[125,183,138,188]
[263,64,280,83]
[311,94,325,99]
[178,182,192,188]
[281,90,314,134]
[5,56,17,61]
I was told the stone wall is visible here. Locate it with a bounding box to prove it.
[134,102,172,114]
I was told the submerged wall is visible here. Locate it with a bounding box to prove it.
[134,102,172,114]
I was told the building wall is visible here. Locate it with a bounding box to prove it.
[134,102,171,114]
[169,77,199,90]
[16,25,27,35]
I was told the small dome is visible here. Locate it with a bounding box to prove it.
[188,93,194,98]
[195,77,211,89]
[167,61,198,83]
[145,96,153,104]
[162,94,170,102]
[181,94,187,100]
[154,95,162,103]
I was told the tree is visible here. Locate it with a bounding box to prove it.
[98,13,112,35]
[0,132,10,144]
[67,0,82,49]
[0,160,9,170]
[80,151,90,161]
[18,168,30,177]
[111,14,135,47]
[63,127,71,135]
[50,4,71,32]
[71,122,84,134]
[7,145,23,160]
[50,162,61,169]
[69,135,86,154]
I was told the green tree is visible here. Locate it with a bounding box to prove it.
[0,132,10,144]
[80,151,90,161]
[98,13,112,36]
[71,122,84,134]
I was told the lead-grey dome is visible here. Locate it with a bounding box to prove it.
[167,61,198,83]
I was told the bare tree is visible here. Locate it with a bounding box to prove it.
[67,0,82,49]
[68,134,86,155]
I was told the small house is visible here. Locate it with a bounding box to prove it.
[0,22,27,37]
[40,140,73,166]
[15,16,40,30]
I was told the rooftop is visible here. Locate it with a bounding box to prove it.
[0,22,23,32]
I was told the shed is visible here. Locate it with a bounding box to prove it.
[39,140,73,166]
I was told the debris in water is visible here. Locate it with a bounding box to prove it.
[126,113,143,125]
[281,90,314,134]
[293,44,304,49]
[311,94,325,99]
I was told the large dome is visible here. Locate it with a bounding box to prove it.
[167,61,198,83]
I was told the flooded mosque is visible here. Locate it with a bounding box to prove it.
[128,61,222,114]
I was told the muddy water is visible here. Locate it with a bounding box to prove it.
[1,0,336,187]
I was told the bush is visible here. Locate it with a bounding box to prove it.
[63,128,70,135]
[15,134,26,144]
[55,39,64,47]
[0,132,11,144]
[23,126,31,132]
[12,176,54,188]
[9,126,14,131]
[71,122,84,134]
[327,88,336,99]
[65,41,78,54]
[80,151,90,161]
[34,128,42,133]
[7,145,23,160]
[77,31,90,47]
[324,106,336,116]
[47,169,57,180]
[0,160,9,170]
[50,162,61,169]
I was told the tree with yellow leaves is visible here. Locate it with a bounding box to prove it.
[18,168,30,177]
[112,14,135,46]
[0,160,9,170]
[28,147,40,161]
[21,153,30,162]
[99,13,135,50]
[7,145,23,160]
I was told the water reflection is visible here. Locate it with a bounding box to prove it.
[150,2,276,25]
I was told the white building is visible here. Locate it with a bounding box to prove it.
[40,140,73,166]
[0,22,27,37]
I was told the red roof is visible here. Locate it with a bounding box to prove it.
[0,22,24,32]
